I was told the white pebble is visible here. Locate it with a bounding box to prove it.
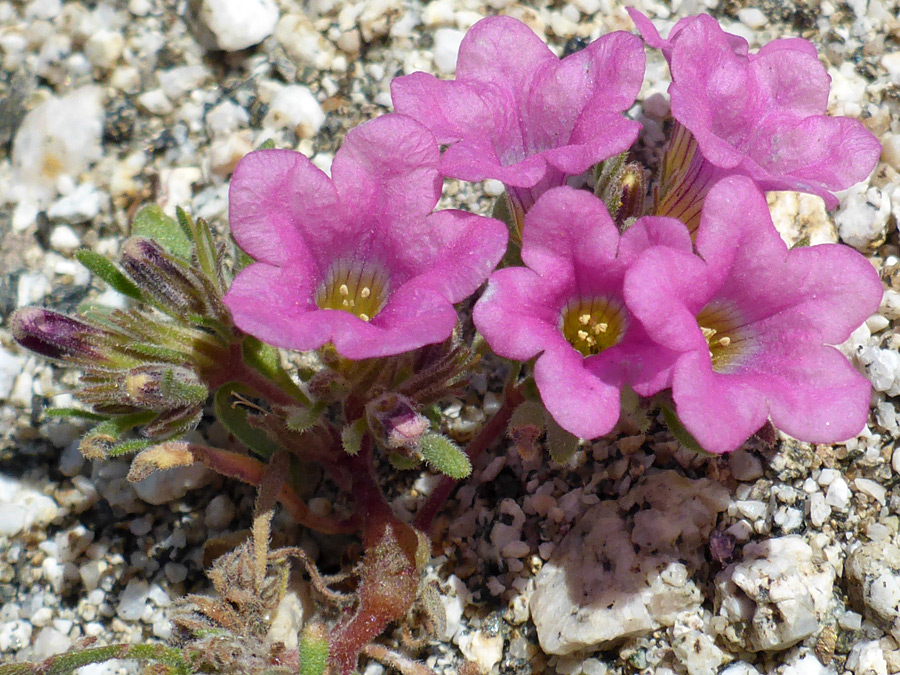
[32,626,71,659]
[0,619,33,652]
[836,184,891,249]
[433,28,464,74]
[0,474,60,537]
[158,65,209,100]
[11,86,103,199]
[0,347,24,401]
[737,8,767,28]
[204,494,236,530]
[808,492,831,528]
[194,0,279,51]
[116,579,149,621]
[137,89,173,116]
[825,476,851,509]
[854,477,886,504]
[84,29,124,69]
[262,85,325,139]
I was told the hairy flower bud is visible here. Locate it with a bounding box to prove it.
[11,307,108,364]
[366,393,429,452]
[120,364,208,411]
[120,237,208,316]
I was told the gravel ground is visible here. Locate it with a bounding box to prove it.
[1,0,900,674]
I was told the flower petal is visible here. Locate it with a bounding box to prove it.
[228,149,342,266]
[331,114,442,239]
[535,341,622,439]
[473,268,563,362]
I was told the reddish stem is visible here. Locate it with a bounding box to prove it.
[328,436,422,675]
[413,383,523,532]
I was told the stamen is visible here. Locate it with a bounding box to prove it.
[561,296,627,357]
[317,259,390,322]
[696,301,749,372]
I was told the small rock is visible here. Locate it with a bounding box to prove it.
[132,463,215,505]
[204,494,236,530]
[136,89,173,116]
[808,492,831,528]
[0,619,33,653]
[267,579,313,650]
[0,347,24,401]
[11,86,104,199]
[846,639,888,675]
[433,28,464,74]
[32,626,71,659]
[672,624,727,675]
[0,474,60,537]
[191,0,279,52]
[47,183,105,224]
[825,476,851,509]
[458,630,503,673]
[531,472,728,654]
[158,65,210,100]
[854,478,886,504]
[205,100,249,137]
[845,541,900,642]
[84,29,124,69]
[117,578,150,621]
[262,85,325,139]
[737,8,767,28]
[715,535,834,652]
[836,184,891,250]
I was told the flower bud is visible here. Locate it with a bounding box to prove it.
[11,307,108,364]
[120,364,208,411]
[617,162,646,227]
[120,238,208,316]
[366,393,429,451]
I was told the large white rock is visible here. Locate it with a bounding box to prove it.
[715,536,834,652]
[530,472,729,654]
[845,540,900,642]
[11,86,104,200]
[0,473,60,537]
[191,0,279,52]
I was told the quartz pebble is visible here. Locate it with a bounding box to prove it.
[836,184,891,249]
[11,86,103,200]
[262,85,326,139]
[433,28,464,74]
[715,536,834,652]
[531,472,728,654]
[845,541,900,641]
[191,0,279,52]
[0,474,60,537]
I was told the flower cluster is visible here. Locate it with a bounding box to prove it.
[221,11,881,455]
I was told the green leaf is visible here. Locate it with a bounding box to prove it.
[340,418,367,455]
[124,342,193,363]
[299,624,330,675]
[160,368,209,406]
[193,217,222,293]
[175,206,195,242]
[132,204,193,260]
[44,407,108,421]
[661,405,714,455]
[108,437,156,457]
[75,250,145,301]
[545,414,579,465]
[242,335,310,405]
[256,138,277,150]
[213,382,281,458]
[418,432,471,479]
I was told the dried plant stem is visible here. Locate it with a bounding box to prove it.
[0,643,193,675]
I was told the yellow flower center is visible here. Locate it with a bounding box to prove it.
[560,296,627,357]
[696,301,747,372]
[316,259,390,322]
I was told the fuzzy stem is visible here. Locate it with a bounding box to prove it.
[413,381,524,532]
[328,436,422,675]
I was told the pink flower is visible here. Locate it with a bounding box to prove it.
[625,176,883,453]
[473,186,688,439]
[629,10,881,211]
[391,16,645,220]
[223,114,507,360]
